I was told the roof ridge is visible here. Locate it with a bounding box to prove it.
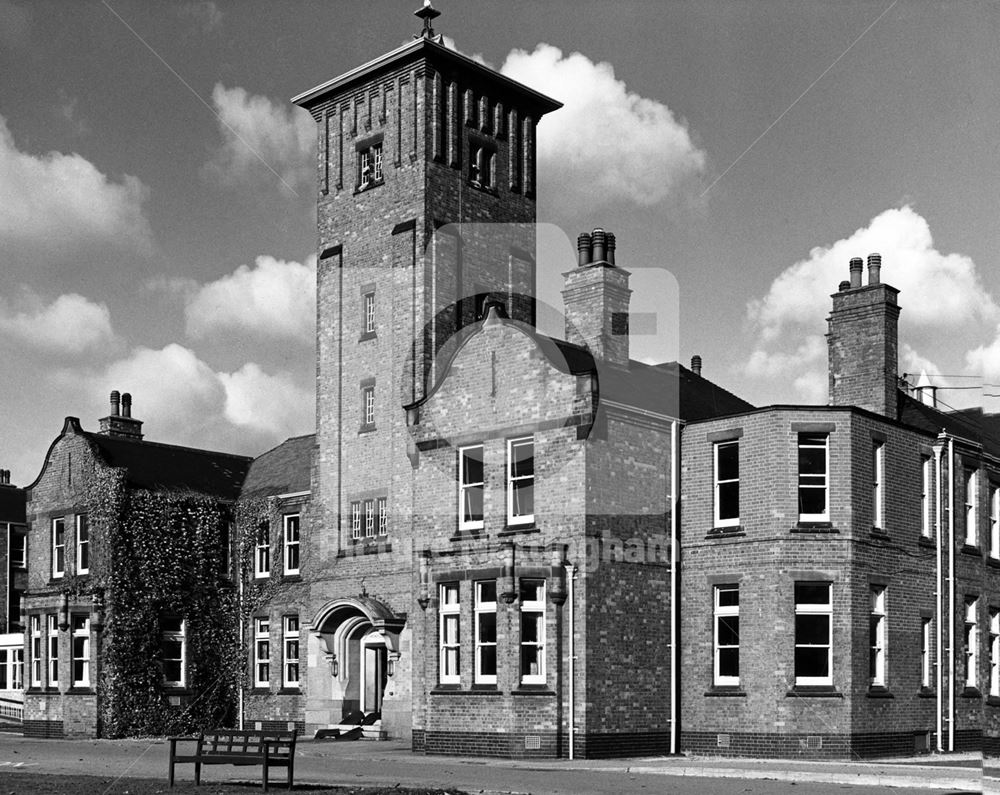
[83,432,254,462]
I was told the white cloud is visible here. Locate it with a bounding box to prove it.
[205,84,313,192]
[176,1,222,33]
[0,115,153,254]
[966,325,1000,383]
[185,255,316,342]
[220,362,313,438]
[500,44,705,211]
[744,206,999,404]
[0,291,116,353]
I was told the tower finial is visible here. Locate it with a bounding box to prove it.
[414,0,441,40]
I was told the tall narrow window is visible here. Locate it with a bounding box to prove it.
[254,522,270,578]
[921,617,932,690]
[794,582,832,686]
[507,437,535,526]
[359,149,371,188]
[520,580,546,684]
[254,617,271,688]
[161,617,185,687]
[363,291,376,336]
[29,615,41,687]
[458,445,484,531]
[47,614,59,687]
[364,499,375,539]
[474,580,497,685]
[713,585,740,686]
[990,485,999,560]
[11,649,22,691]
[798,433,829,521]
[921,456,933,538]
[966,597,979,689]
[377,496,388,536]
[283,514,300,575]
[76,514,89,574]
[714,441,739,528]
[351,501,362,540]
[11,530,25,569]
[362,385,376,428]
[71,615,90,687]
[966,469,979,547]
[439,583,460,684]
[872,442,885,530]
[372,143,383,182]
[869,586,887,687]
[283,615,300,689]
[52,518,65,578]
[990,609,1000,698]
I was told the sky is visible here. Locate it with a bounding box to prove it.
[0,0,997,485]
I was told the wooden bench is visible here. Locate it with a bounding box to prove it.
[168,729,297,790]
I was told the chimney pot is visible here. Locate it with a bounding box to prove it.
[691,354,702,376]
[867,252,882,285]
[577,233,592,267]
[591,228,606,263]
[838,280,851,292]
[121,392,132,418]
[110,390,120,417]
[606,232,616,266]
[849,257,863,289]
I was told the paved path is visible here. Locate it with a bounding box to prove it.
[0,734,983,794]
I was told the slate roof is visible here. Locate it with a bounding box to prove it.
[897,393,1000,458]
[240,434,315,498]
[83,432,253,501]
[0,485,25,524]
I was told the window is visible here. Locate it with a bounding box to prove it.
[520,580,546,684]
[869,586,887,687]
[794,582,832,686]
[507,437,535,526]
[363,291,376,336]
[254,522,270,578]
[474,581,497,685]
[52,518,65,578]
[161,617,185,687]
[47,614,59,687]
[254,617,271,688]
[458,445,484,531]
[364,499,375,538]
[362,384,375,428]
[76,514,89,574]
[921,617,932,690]
[990,609,1000,698]
[283,615,300,689]
[351,501,361,540]
[71,615,90,687]
[283,515,300,575]
[798,434,829,521]
[921,456,933,539]
[990,484,999,560]
[966,597,979,689]
[469,144,494,187]
[872,442,884,530]
[29,615,41,687]
[377,497,388,536]
[966,469,979,546]
[439,583,460,684]
[11,530,25,569]
[11,649,22,691]
[358,142,383,189]
[714,441,739,528]
[713,585,740,686]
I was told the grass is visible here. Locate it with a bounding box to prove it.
[0,773,472,795]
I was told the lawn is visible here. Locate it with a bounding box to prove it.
[0,773,471,795]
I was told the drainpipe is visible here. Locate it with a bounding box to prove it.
[933,440,943,752]
[564,562,576,760]
[238,533,245,731]
[948,437,955,752]
[670,420,679,755]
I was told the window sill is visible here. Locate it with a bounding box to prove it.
[961,544,982,557]
[790,523,838,534]
[353,181,384,196]
[161,687,191,695]
[867,686,894,699]
[358,424,377,435]
[987,695,1000,707]
[918,536,936,549]
[704,688,746,697]
[498,523,538,537]
[250,687,272,694]
[512,687,554,696]
[961,686,982,699]
[277,687,302,696]
[786,686,843,698]
[66,687,95,695]
[706,527,745,539]
[870,528,889,538]
[358,331,377,343]
[339,541,391,557]
[918,687,936,699]
[282,573,302,582]
[468,181,498,196]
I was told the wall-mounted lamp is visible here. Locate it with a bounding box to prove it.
[417,550,431,610]
[548,544,568,605]
[500,541,517,604]
[58,593,69,631]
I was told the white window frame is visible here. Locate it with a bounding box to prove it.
[797,433,829,522]
[474,580,497,685]
[160,617,186,688]
[363,385,375,427]
[519,579,546,684]
[439,583,460,685]
[11,529,25,569]
[47,614,59,687]
[351,501,361,540]
[283,514,300,575]
[507,437,535,527]
[75,514,89,574]
[869,586,887,687]
[966,469,979,547]
[458,444,484,531]
[921,456,933,539]
[364,499,375,539]
[71,614,90,687]
[254,522,270,578]
[713,441,740,528]
[52,518,65,579]
[283,615,300,689]
[10,648,22,691]
[377,496,387,536]
[872,442,885,530]
[794,582,832,686]
[921,616,932,690]
[713,585,740,686]
[372,143,383,183]
[29,615,41,687]
[990,608,1000,698]
[990,484,999,560]
[363,291,376,335]
[359,148,371,188]
[254,616,271,688]
[966,597,979,689]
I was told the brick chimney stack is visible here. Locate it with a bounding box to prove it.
[98,389,144,440]
[826,254,901,417]
[562,228,631,368]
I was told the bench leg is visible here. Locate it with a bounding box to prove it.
[262,763,269,792]
[168,760,175,788]
[195,761,201,786]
